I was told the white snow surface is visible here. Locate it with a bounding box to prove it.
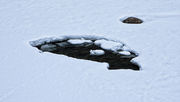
[90,50,105,56]
[95,39,124,52]
[68,39,92,44]
[30,35,108,47]
[1,0,180,102]
[119,51,131,55]
[29,37,65,47]
[30,36,128,53]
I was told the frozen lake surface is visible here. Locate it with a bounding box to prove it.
[0,0,180,102]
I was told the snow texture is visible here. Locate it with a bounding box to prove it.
[1,0,180,102]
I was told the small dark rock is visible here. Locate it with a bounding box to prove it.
[122,17,143,24]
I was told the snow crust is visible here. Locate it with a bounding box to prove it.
[30,35,108,47]
[68,39,92,44]
[30,36,130,53]
[119,51,131,55]
[90,50,105,55]
[94,39,124,51]
[29,37,65,47]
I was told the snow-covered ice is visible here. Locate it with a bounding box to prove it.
[94,39,124,52]
[68,39,92,44]
[90,50,105,56]
[29,37,65,47]
[1,0,180,102]
[119,51,131,55]
[30,35,134,54]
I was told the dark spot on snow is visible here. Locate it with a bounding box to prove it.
[30,36,140,70]
[122,17,143,24]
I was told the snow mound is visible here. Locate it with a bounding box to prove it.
[68,39,92,44]
[90,50,105,56]
[119,51,131,55]
[94,39,124,52]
